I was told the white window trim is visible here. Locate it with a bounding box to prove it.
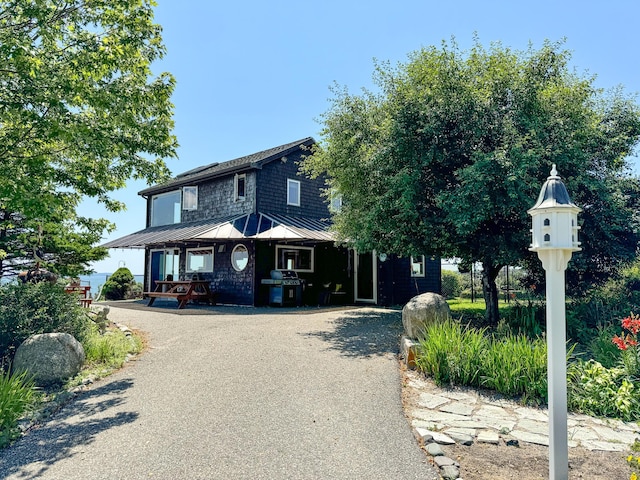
[275,245,314,272]
[410,255,426,278]
[234,174,246,202]
[182,186,198,211]
[287,179,301,206]
[231,244,249,272]
[329,190,343,213]
[185,247,214,273]
[150,190,181,227]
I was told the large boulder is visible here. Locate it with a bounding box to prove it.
[402,292,451,339]
[13,333,85,386]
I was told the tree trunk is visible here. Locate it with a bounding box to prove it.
[481,260,503,325]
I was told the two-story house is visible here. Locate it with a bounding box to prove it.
[102,137,441,306]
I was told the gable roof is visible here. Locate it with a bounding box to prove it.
[139,137,315,196]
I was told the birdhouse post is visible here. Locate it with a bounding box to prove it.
[528,165,581,480]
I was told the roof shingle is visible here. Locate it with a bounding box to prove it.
[139,137,315,196]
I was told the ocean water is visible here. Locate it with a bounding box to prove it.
[79,273,144,299]
[1,272,143,299]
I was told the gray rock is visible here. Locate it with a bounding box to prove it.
[426,442,444,456]
[13,333,85,386]
[447,430,474,446]
[441,464,460,480]
[477,431,500,444]
[434,456,455,468]
[402,292,451,338]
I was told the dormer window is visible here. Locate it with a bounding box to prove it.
[234,174,246,201]
[182,186,198,211]
[151,190,181,226]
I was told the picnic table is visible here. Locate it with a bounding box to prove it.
[64,284,93,308]
[144,280,216,309]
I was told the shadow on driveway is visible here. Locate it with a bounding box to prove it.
[1,379,138,480]
[304,308,404,358]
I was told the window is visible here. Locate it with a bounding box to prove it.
[287,179,300,206]
[234,174,246,201]
[183,186,198,211]
[186,248,214,273]
[231,244,249,272]
[151,191,181,227]
[329,190,343,212]
[410,255,426,277]
[276,245,313,272]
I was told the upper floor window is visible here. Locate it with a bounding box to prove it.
[151,191,181,227]
[329,190,343,212]
[186,248,214,273]
[287,179,300,206]
[234,174,246,201]
[182,186,198,211]
[410,255,426,277]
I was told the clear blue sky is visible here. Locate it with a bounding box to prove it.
[83,0,640,274]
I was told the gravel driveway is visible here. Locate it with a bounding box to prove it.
[0,304,438,480]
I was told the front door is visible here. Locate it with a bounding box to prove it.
[354,251,377,303]
[149,249,180,290]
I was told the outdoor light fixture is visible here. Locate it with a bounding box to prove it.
[528,164,581,480]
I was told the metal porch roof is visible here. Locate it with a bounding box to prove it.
[100,213,335,249]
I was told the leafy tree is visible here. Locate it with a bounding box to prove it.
[0,0,177,277]
[303,39,640,324]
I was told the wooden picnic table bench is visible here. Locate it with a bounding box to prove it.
[144,280,216,309]
[64,284,93,308]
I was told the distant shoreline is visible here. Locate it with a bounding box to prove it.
[1,272,144,299]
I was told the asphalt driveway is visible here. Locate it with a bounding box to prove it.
[0,304,438,479]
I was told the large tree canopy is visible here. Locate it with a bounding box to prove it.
[0,0,177,276]
[303,39,640,324]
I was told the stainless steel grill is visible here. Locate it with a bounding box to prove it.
[261,270,302,306]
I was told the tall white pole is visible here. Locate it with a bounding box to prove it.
[539,250,569,480]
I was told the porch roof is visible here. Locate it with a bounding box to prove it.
[100,213,334,249]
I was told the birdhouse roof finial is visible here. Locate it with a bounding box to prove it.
[528,164,581,212]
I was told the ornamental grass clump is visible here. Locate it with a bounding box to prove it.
[0,370,36,448]
[415,320,549,404]
[416,320,489,387]
[480,334,548,402]
[83,325,143,371]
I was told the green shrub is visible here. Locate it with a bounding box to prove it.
[102,267,135,300]
[568,359,640,421]
[83,326,142,369]
[441,270,463,299]
[128,282,143,299]
[0,370,35,448]
[501,299,544,338]
[588,324,623,369]
[0,282,89,369]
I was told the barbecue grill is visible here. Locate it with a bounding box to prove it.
[261,270,302,306]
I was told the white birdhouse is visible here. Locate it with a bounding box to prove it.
[528,165,581,253]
